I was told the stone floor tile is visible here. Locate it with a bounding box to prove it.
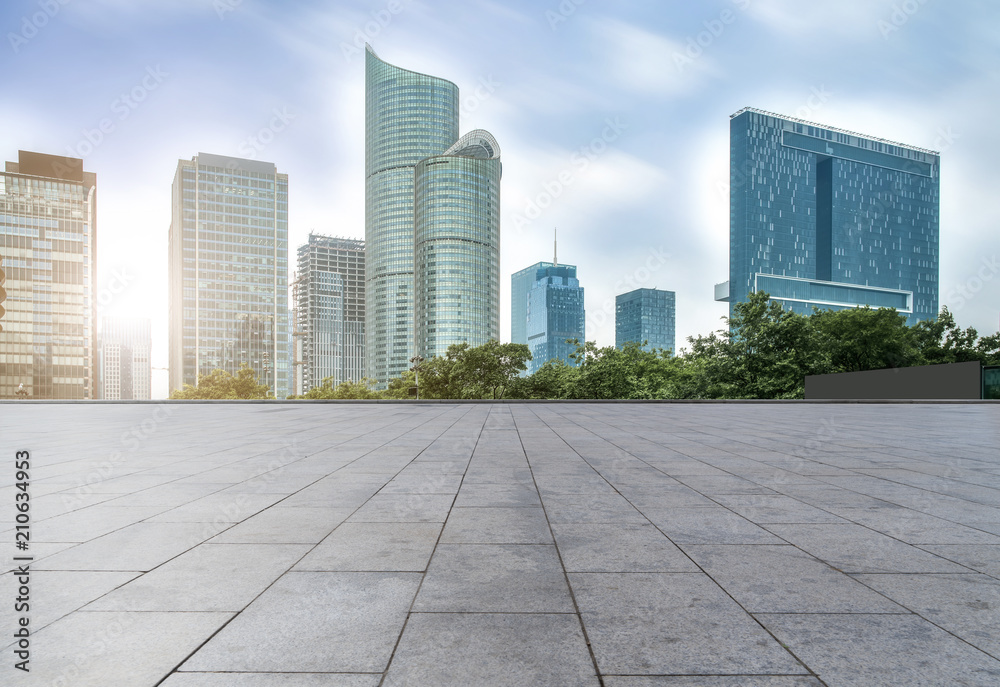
[295,522,441,571]
[84,543,309,611]
[552,523,698,572]
[712,494,846,524]
[684,545,906,613]
[853,573,1000,656]
[33,522,213,571]
[347,493,454,522]
[209,507,354,543]
[383,613,599,686]
[163,674,381,686]
[440,506,552,544]
[644,507,786,545]
[570,572,805,675]
[758,613,1000,686]
[413,544,574,612]
[181,572,421,673]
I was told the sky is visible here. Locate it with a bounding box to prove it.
[2,0,998,398]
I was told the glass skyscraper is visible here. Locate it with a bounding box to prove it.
[616,288,675,355]
[169,153,290,398]
[520,263,585,375]
[365,45,501,384]
[100,317,151,400]
[0,151,97,399]
[717,108,940,325]
[511,261,555,346]
[415,130,501,359]
[294,233,365,394]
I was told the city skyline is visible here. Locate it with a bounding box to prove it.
[3,1,996,397]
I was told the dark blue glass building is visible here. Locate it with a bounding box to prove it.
[516,263,585,374]
[616,288,675,355]
[717,108,940,325]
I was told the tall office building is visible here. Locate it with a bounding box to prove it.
[169,153,290,398]
[717,108,940,325]
[521,263,585,375]
[100,317,151,400]
[0,151,97,399]
[294,233,365,394]
[365,45,501,384]
[511,261,555,346]
[415,130,501,359]
[616,288,676,354]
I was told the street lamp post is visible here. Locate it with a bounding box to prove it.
[409,355,424,400]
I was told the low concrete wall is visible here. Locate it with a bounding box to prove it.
[805,360,983,400]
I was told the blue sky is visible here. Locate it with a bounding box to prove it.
[2,0,998,396]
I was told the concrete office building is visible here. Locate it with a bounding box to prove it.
[169,153,290,398]
[717,108,940,325]
[616,288,676,354]
[294,233,365,394]
[100,317,151,400]
[0,151,97,399]
[365,45,501,384]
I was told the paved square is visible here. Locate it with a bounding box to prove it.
[2,401,999,685]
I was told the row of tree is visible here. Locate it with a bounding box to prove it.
[170,292,1000,400]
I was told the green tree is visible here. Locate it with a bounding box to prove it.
[913,307,987,365]
[685,292,824,399]
[297,377,380,399]
[810,306,919,372]
[507,358,580,399]
[570,340,680,399]
[170,364,272,399]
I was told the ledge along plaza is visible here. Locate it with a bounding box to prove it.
[2,401,1000,686]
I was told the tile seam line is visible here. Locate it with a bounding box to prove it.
[518,404,607,687]
[538,404,829,685]
[150,404,473,685]
[375,404,489,687]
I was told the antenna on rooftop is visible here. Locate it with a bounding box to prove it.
[553,227,558,267]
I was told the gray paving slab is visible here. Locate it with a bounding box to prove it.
[541,492,648,524]
[413,544,575,612]
[294,522,441,571]
[684,545,907,613]
[570,572,806,675]
[347,493,454,522]
[712,494,847,523]
[917,544,1000,578]
[853,573,1000,656]
[603,678,824,686]
[163,674,380,686]
[440,506,552,544]
[209,506,355,543]
[765,523,971,573]
[644,507,786,545]
[4,401,1000,686]
[9,611,232,686]
[759,613,1000,686]
[182,572,421,673]
[84,543,310,611]
[552,523,699,572]
[33,522,213,571]
[383,613,599,686]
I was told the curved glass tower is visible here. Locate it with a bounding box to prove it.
[366,46,459,385]
[414,130,501,359]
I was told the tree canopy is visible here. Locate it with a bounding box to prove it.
[169,364,272,399]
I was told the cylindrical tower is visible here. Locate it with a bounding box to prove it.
[365,45,459,386]
[414,130,502,359]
